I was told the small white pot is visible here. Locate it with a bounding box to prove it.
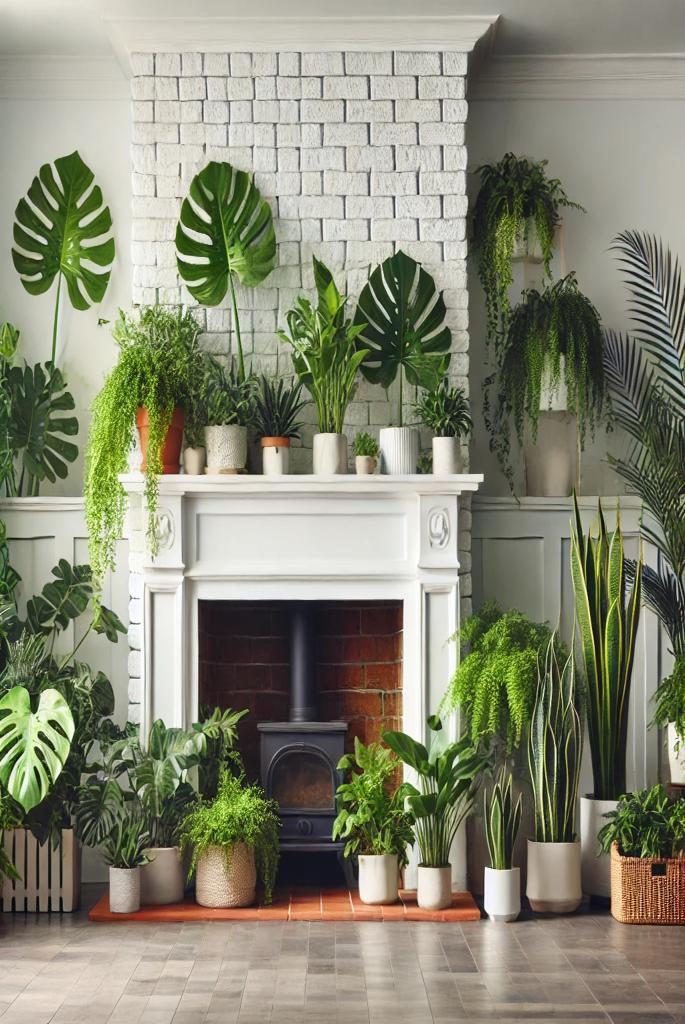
[205,424,247,473]
[668,723,685,784]
[358,854,399,905]
[195,843,257,909]
[417,864,452,911]
[379,427,419,475]
[484,866,521,923]
[432,436,461,476]
[109,866,141,914]
[261,437,290,476]
[512,217,544,262]
[312,433,347,474]
[140,847,184,906]
[526,839,582,914]
[525,412,577,497]
[580,795,617,899]
[183,446,206,475]
[355,455,378,475]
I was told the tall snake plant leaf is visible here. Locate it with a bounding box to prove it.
[0,686,75,812]
[8,363,78,492]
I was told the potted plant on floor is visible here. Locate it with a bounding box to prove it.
[279,258,367,474]
[355,251,452,475]
[653,659,685,785]
[483,769,522,922]
[526,634,583,914]
[104,814,151,915]
[384,717,487,911]
[201,357,257,474]
[180,765,280,908]
[413,378,472,476]
[333,738,414,905]
[254,376,307,476]
[570,496,642,900]
[352,432,380,476]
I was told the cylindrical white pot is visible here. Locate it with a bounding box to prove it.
[668,723,685,785]
[432,436,461,476]
[526,840,582,914]
[195,843,257,909]
[484,866,521,923]
[525,412,577,497]
[261,438,290,476]
[140,847,184,906]
[183,446,206,475]
[312,433,348,474]
[380,427,419,475]
[417,865,452,911]
[358,854,399,905]
[355,455,378,475]
[205,424,247,473]
[580,795,617,899]
[109,866,141,914]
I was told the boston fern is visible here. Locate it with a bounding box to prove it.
[413,378,472,438]
[598,785,685,860]
[253,376,307,439]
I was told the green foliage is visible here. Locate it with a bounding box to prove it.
[413,378,472,437]
[528,635,583,843]
[102,814,151,869]
[180,768,280,904]
[193,706,249,800]
[598,784,685,860]
[440,601,556,751]
[570,496,642,801]
[253,376,306,440]
[471,153,583,346]
[416,452,433,475]
[0,790,20,884]
[354,250,452,426]
[332,738,414,866]
[279,258,367,433]
[484,769,522,870]
[0,685,74,813]
[85,306,202,584]
[200,357,257,427]
[352,431,380,458]
[383,717,488,868]
[653,656,685,746]
[176,161,276,380]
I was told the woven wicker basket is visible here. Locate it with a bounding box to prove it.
[195,843,256,909]
[610,842,685,925]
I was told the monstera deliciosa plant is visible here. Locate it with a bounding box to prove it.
[176,161,277,382]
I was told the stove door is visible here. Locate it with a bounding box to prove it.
[268,745,336,812]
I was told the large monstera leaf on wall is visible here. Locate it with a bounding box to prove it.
[8,363,78,494]
[176,161,277,380]
[0,685,75,812]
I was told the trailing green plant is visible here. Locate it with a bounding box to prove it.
[413,378,472,437]
[352,432,380,458]
[176,161,277,381]
[471,153,583,345]
[101,814,151,870]
[598,784,685,860]
[440,601,558,752]
[383,716,487,868]
[417,452,433,475]
[354,250,452,426]
[253,376,306,439]
[332,738,414,865]
[180,767,280,904]
[653,656,685,750]
[200,356,257,427]
[487,274,606,489]
[85,306,202,584]
[570,495,642,801]
[279,258,367,434]
[484,769,522,870]
[528,635,583,844]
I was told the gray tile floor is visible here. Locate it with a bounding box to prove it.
[1,888,684,1024]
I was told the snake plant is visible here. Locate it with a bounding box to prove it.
[484,769,522,870]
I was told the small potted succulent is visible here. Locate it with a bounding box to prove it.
[483,770,522,922]
[103,814,151,914]
[353,432,380,475]
[333,738,414,905]
[253,376,307,476]
[201,357,256,474]
[413,378,472,476]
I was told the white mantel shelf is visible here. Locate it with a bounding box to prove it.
[120,473,483,496]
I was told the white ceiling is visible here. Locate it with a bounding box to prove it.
[1,0,684,57]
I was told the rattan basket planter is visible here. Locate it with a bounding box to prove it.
[610,842,685,925]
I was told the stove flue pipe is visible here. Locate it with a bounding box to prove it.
[289,602,317,723]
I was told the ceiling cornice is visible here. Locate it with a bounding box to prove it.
[469,53,685,100]
[0,55,127,99]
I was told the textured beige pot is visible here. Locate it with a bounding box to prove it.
[355,455,378,475]
[313,433,347,474]
[484,866,521,923]
[526,839,582,914]
[109,866,141,914]
[195,843,257,909]
[140,847,185,906]
[580,796,617,899]
[417,865,452,911]
[358,854,399,905]
[205,425,247,473]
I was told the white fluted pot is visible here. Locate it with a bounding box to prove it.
[358,854,399,905]
[312,433,347,474]
[526,840,582,914]
[205,425,247,473]
[380,427,418,475]
[432,436,461,476]
[668,723,685,784]
[109,866,141,914]
[484,867,520,923]
[140,847,185,906]
[417,865,451,911]
[261,437,290,476]
[580,796,617,899]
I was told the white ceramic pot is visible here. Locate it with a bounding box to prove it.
[312,433,347,474]
[261,437,290,476]
[140,847,184,906]
[484,866,521,923]
[512,217,544,262]
[183,446,206,475]
[205,424,247,473]
[580,795,617,899]
[109,866,141,914]
[417,865,452,911]
[668,723,685,784]
[432,436,461,476]
[355,455,378,475]
[195,843,257,909]
[358,854,399,905]
[525,412,578,497]
[379,427,419,475]
[526,839,582,914]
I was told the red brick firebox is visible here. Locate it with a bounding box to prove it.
[198,600,403,779]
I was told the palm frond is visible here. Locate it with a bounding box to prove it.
[603,327,653,442]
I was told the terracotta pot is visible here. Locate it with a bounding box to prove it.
[136,407,184,474]
[261,437,290,476]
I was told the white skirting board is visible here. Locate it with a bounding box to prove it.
[1,828,80,913]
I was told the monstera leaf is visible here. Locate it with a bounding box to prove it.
[74,777,125,847]
[354,250,452,396]
[9,362,78,492]
[24,560,92,635]
[0,686,75,812]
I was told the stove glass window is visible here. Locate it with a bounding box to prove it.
[270,750,334,810]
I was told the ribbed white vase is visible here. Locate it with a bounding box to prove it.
[380,427,418,475]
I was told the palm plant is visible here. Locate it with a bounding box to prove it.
[484,769,522,871]
[570,496,642,800]
[253,376,307,440]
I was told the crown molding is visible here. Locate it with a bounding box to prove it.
[469,53,685,100]
[0,56,127,100]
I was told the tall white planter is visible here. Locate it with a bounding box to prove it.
[525,412,577,496]
[668,723,685,784]
[526,840,582,913]
[261,438,290,476]
[358,854,399,905]
[140,847,185,906]
[109,866,141,914]
[205,425,247,473]
[380,427,418,475]
[484,866,520,922]
[580,796,616,899]
[417,865,451,911]
[432,436,461,476]
[312,433,347,474]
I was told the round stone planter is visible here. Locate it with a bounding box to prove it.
[183,446,206,475]
[358,854,399,905]
[379,427,419,475]
[668,723,685,785]
[195,843,257,909]
[417,865,452,911]
[205,424,247,473]
[355,455,378,475]
[580,795,617,899]
[312,433,347,474]
[484,866,521,923]
[109,866,141,914]
[432,435,461,476]
[261,437,290,476]
[140,847,185,906]
[526,839,582,914]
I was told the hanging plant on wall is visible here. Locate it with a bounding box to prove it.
[176,161,277,383]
